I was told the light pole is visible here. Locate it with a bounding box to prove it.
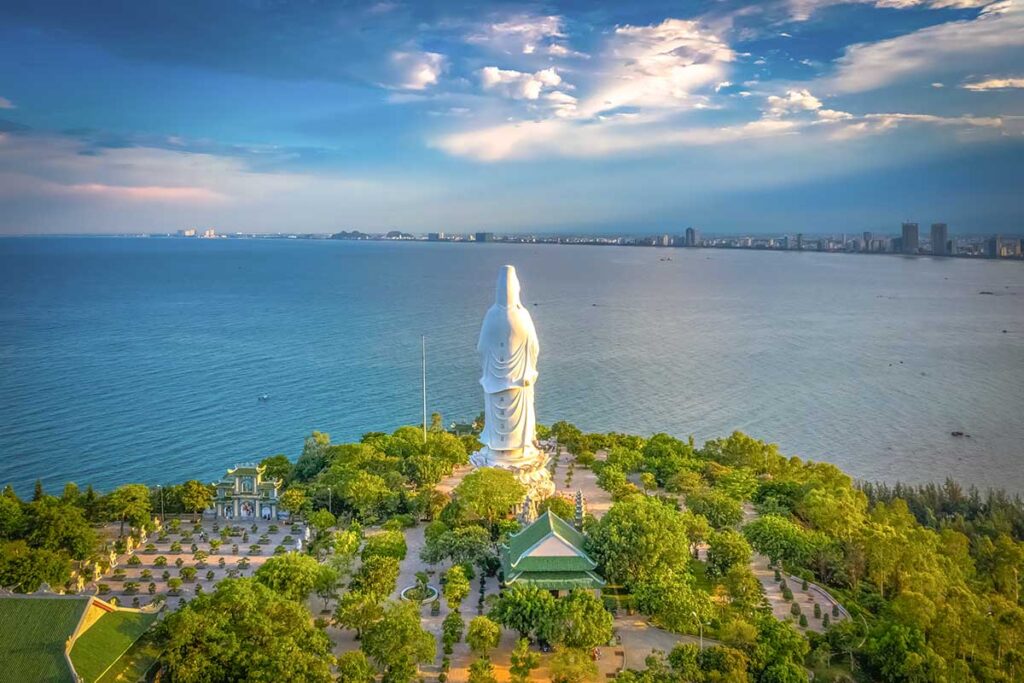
[691,611,704,649]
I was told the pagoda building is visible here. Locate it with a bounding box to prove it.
[213,463,281,520]
[500,510,605,594]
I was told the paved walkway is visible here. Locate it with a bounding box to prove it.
[740,504,847,634]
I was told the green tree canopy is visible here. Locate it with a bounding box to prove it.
[443,564,471,609]
[547,589,613,650]
[632,568,714,635]
[180,480,213,519]
[510,637,541,683]
[336,650,376,683]
[24,498,96,560]
[467,615,502,657]
[587,495,694,586]
[686,489,743,529]
[160,578,333,683]
[549,646,598,683]
[253,552,322,602]
[490,583,557,641]
[352,554,401,599]
[260,454,294,484]
[361,601,435,683]
[468,657,498,683]
[362,529,407,562]
[705,529,753,578]
[107,483,151,535]
[454,468,526,531]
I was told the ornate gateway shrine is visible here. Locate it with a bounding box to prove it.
[213,463,281,520]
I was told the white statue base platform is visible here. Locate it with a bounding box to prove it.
[470,446,555,500]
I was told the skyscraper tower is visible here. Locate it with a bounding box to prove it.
[901,222,919,254]
[987,236,1001,259]
[862,231,873,252]
[931,223,949,256]
[685,227,699,247]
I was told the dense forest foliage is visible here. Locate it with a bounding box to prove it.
[3,418,1022,682]
[550,424,1024,682]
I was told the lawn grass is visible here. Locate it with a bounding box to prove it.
[0,596,88,683]
[70,610,158,683]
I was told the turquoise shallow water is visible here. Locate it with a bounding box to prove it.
[1,237,1022,495]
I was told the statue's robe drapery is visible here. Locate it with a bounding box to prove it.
[478,266,539,458]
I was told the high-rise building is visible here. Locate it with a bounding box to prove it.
[781,236,790,250]
[796,233,803,251]
[658,234,671,247]
[475,232,494,243]
[862,231,873,252]
[428,232,445,241]
[685,227,700,247]
[901,222,919,254]
[930,223,949,256]
[987,235,1001,259]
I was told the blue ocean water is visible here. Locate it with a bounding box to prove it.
[1,237,1022,495]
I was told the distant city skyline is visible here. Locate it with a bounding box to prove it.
[1,0,1022,234]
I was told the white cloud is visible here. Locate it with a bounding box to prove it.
[787,0,993,22]
[466,14,585,57]
[962,76,1024,90]
[544,91,579,118]
[390,51,446,90]
[0,97,14,109]
[765,88,823,117]
[820,3,1024,93]
[479,66,564,101]
[579,19,734,117]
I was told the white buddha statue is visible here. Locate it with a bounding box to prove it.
[470,266,555,499]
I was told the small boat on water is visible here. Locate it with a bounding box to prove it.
[258,393,270,402]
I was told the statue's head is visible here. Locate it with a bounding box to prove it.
[495,265,521,308]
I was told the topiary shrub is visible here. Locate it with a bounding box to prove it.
[814,603,821,619]
[774,569,781,581]
[790,602,801,617]
[822,613,831,628]
[801,578,809,591]
[832,604,839,617]
[799,614,808,627]
[782,587,793,601]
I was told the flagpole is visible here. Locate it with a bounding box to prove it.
[421,334,427,444]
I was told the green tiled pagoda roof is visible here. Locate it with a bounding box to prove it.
[501,511,599,575]
[503,570,605,590]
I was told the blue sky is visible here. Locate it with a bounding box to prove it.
[0,0,1021,235]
